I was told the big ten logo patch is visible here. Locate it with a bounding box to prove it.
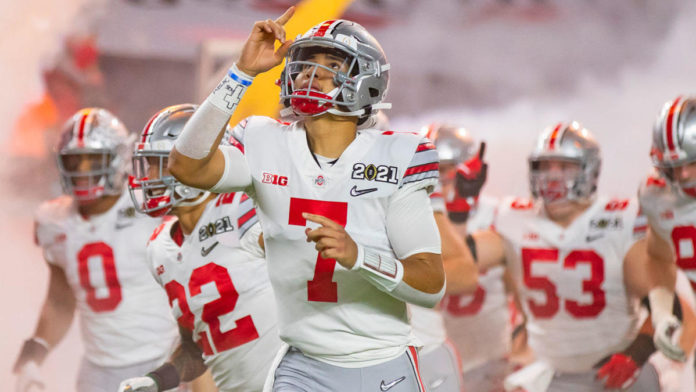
[351,163,398,184]
[262,172,288,186]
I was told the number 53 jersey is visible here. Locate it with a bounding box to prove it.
[494,196,644,373]
[226,117,441,367]
[147,192,280,391]
[33,193,178,367]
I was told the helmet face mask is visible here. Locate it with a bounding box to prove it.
[128,104,210,217]
[57,108,132,203]
[280,20,391,121]
[528,122,600,206]
[529,158,584,205]
[651,96,696,198]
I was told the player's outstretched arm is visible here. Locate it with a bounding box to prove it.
[14,264,76,391]
[118,326,208,392]
[168,7,295,191]
[434,212,478,294]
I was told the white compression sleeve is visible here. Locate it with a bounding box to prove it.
[174,64,253,159]
[351,245,445,308]
[209,145,253,193]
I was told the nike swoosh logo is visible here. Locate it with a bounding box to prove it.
[350,185,378,197]
[380,376,405,391]
[201,241,219,257]
[114,222,133,230]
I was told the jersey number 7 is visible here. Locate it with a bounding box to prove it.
[289,197,348,303]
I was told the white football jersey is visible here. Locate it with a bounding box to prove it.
[638,172,696,291]
[34,193,178,367]
[148,192,280,391]
[228,116,440,367]
[495,196,643,373]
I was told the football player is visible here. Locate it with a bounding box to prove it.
[470,122,695,390]
[13,108,179,392]
[117,104,281,392]
[168,8,452,391]
[639,95,696,390]
[425,123,517,392]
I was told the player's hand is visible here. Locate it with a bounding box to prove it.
[118,376,158,392]
[654,315,687,362]
[15,361,44,392]
[455,141,488,200]
[595,353,640,390]
[237,7,295,77]
[303,213,358,269]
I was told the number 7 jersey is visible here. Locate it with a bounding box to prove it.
[227,116,440,367]
[494,196,644,373]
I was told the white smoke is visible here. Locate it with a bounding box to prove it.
[391,0,696,199]
[0,0,104,144]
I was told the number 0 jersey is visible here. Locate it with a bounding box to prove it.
[639,172,696,290]
[147,192,280,392]
[221,116,441,367]
[495,196,643,373]
[33,193,178,367]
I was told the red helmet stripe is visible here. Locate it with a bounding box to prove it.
[141,113,158,143]
[548,123,563,150]
[313,20,336,37]
[665,96,683,153]
[76,111,90,148]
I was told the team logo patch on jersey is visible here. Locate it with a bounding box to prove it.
[661,210,674,220]
[262,172,288,186]
[315,175,326,187]
[351,163,398,184]
[523,232,539,241]
[156,265,165,275]
[199,216,235,241]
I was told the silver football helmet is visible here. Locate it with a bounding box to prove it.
[528,121,601,204]
[279,19,391,123]
[650,96,696,195]
[424,123,477,166]
[57,108,133,201]
[128,104,210,217]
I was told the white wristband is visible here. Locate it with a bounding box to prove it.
[208,63,254,114]
[648,287,675,326]
[352,244,404,292]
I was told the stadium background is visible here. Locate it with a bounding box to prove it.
[1,0,695,387]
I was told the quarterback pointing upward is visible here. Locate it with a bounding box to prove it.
[169,7,447,391]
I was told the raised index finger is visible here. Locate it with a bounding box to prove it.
[275,6,295,26]
[303,213,343,229]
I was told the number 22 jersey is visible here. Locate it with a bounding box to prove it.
[220,116,441,367]
[147,192,280,391]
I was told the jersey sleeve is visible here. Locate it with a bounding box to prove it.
[637,171,670,242]
[429,183,446,214]
[239,221,265,260]
[399,136,439,194]
[235,193,258,239]
[387,186,441,259]
[146,220,173,286]
[34,200,69,266]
